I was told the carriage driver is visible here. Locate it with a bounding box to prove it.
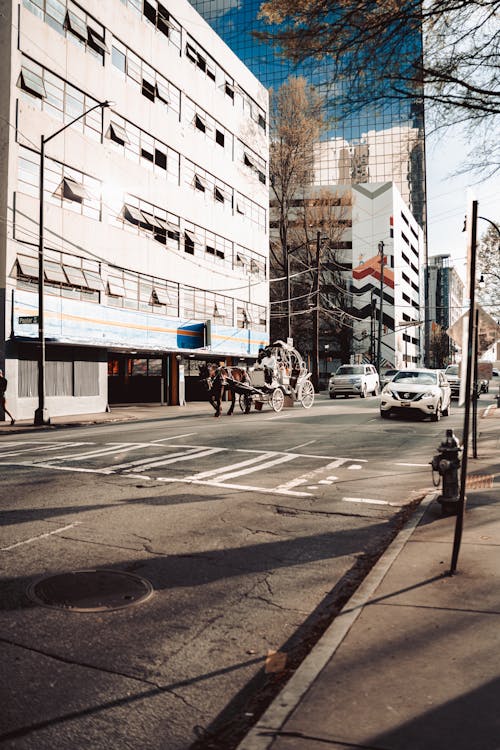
[258,347,278,386]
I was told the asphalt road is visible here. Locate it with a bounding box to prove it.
[0,394,467,749]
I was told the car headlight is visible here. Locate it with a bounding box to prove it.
[422,390,436,398]
[382,386,393,396]
[352,377,362,383]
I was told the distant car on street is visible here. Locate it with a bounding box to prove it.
[445,364,461,399]
[380,367,451,421]
[329,363,379,399]
[380,368,399,388]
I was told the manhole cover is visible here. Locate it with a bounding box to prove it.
[27,570,154,612]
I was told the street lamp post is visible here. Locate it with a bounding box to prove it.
[34,100,111,425]
[376,240,385,377]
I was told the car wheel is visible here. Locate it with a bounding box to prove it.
[380,410,390,419]
[360,385,367,398]
[442,401,451,417]
[431,401,442,422]
[330,393,336,399]
[373,384,379,396]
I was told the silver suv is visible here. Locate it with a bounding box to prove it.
[445,364,460,399]
[329,364,380,399]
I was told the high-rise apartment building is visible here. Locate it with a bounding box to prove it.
[426,254,465,364]
[0,0,269,421]
[189,0,426,230]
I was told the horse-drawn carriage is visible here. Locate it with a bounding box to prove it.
[200,341,315,416]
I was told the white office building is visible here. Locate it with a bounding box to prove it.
[0,0,269,420]
[350,183,425,369]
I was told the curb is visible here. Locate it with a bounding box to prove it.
[236,491,438,750]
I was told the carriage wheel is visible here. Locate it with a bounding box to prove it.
[238,394,252,412]
[271,387,284,412]
[299,380,315,409]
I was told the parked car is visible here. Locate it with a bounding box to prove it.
[380,368,399,388]
[380,368,451,421]
[445,364,461,399]
[329,364,379,398]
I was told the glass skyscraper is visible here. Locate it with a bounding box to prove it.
[189,0,426,230]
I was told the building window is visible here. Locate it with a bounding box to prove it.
[23,0,106,63]
[194,174,206,192]
[18,66,46,98]
[109,121,129,145]
[184,230,195,255]
[110,37,181,116]
[142,78,156,101]
[60,177,88,203]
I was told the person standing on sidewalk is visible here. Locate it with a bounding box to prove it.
[0,369,15,425]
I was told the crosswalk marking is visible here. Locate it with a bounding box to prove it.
[30,443,142,463]
[210,453,298,482]
[0,442,91,458]
[188,452,277,480]
[0,440,391,501]
[275,458,350,492]
[122,447,224,473]
[99,446,221,473]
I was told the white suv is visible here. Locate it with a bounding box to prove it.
[329,364,380,398]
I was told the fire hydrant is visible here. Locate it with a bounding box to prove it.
[431,429,462,514]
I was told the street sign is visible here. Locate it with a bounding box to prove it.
[18,315,38,324]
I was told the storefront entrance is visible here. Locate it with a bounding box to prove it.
[107,354,168,404]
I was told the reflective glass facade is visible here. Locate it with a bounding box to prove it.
[190,0,426,230]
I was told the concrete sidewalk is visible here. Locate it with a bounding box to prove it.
[238,407,500,750]
[0,401,210,433]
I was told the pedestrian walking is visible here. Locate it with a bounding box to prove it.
[0,369,15,425]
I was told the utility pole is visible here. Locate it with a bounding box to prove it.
[376,240,385,377]
[311,231,321,391]
[370,290,376,363]
[450,199,478,574]
[286,245,291,340]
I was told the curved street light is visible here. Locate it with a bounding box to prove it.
[34,100,112,425]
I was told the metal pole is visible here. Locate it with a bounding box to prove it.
[472,307,479,458]
[32,100,111,426]
[34,135,48,425]
[370,292,375,363]
[312,231,320,391]
[450,199,478,575]
[286,245,291,340]
[376,241,385,376]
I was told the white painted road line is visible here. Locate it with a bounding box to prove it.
[0,442,91,458]
[30,443,140,463]
[157,476,311,498]
[122,447,225,473]
[150,433,198,443]
[275,458,350,492]
[210,453,298,482]
[285,440,317,452]
[1,523,80,551]
[342,496,400,506]
[188,452,276,480]
[395,462,429,467]
[100,446,205,472]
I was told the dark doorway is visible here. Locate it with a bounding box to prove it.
[108,354,167,404]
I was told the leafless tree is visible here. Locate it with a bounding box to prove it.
[257,0,500,176]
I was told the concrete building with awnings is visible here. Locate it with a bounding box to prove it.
[0,0,269,421]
